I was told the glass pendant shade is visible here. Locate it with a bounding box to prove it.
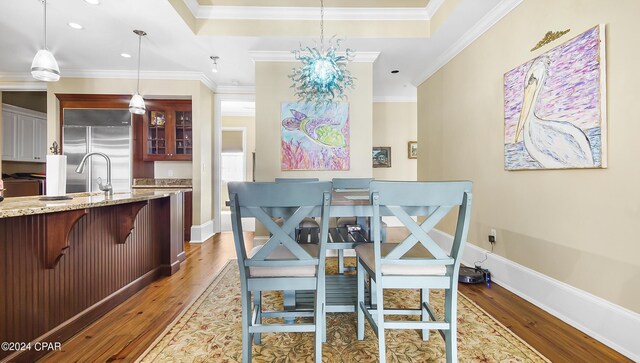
[129,93,146,115]
[289,0,354,105]
[31,49,60,82]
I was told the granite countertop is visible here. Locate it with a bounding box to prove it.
[132,178,192,188]
[0,189,188,219]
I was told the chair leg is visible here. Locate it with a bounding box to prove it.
[375,278,386,363]
[241,289,253,363]
[421,288,430,341]
[253,291,262,344]
[444,287,458,363]
[315,282,325,361]
[338,249,345,274]
[357,258,365,340]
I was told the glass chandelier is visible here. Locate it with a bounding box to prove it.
[289,0,355,105]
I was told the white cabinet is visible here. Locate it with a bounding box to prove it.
[2,110,17,160]
[2,104,47,162]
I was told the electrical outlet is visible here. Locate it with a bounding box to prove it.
[488,228,497,243]
[168,169,174,177]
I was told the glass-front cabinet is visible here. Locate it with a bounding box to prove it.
[142,100,192,161]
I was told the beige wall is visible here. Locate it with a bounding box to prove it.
[46,78,215,225]
[372,102,417,181]
[254,61,373,182]
[221,116,256,210]
[417,0,640,313]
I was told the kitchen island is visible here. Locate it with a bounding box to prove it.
[0,189,187,362]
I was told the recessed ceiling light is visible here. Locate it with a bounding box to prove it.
[120,53,132,58]
[391,70,400,74]
[68,22,84,30]
[84,0,100,4]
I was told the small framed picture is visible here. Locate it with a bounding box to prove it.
[372,147,391,168]
[408,141,418,159]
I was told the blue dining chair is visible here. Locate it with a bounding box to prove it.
[275,178,321,232]
[228,181,332,363]
[356,181,472,363]
[331,177,373,191]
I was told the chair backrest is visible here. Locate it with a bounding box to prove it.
[275,178,320,183]
[369,181,472,275]
[228,181,332,276]
[332,178,373,190]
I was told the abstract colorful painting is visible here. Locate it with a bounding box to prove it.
[281,102,350,170]
[504,25,607,170]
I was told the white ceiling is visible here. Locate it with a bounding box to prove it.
[0,0,515,99]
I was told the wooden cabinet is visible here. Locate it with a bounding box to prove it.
[142,100,192,161]
[2,104,47,162]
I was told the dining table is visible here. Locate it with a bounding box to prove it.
[281,189,436,314]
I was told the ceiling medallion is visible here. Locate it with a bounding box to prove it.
[289,0,355,105]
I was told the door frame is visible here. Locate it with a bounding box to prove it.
[213,93,255,234]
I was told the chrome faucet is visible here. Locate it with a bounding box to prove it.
[75,152,113,197]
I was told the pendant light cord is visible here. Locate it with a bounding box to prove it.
[136,34,142,93]
[43,0,48,49]
[320,0,324,52]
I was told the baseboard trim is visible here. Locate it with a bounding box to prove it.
[429,229,640,362]
[190,219,214,243]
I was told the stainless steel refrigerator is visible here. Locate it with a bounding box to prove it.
[63,109,132,193]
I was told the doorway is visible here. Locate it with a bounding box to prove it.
[217,99,256,232]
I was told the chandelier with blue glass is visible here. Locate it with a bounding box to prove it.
[289,0,355,105]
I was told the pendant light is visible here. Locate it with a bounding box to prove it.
[31,0,60,82]
[129,29,147,115]
[210,56,219,73]
[289,0,354,105]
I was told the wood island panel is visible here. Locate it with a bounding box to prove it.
[0,194,183,362]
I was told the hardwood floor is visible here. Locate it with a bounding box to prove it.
[39,231,630,362]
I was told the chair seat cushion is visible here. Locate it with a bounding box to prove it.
[248,244,318,277]
[355,243,447,276]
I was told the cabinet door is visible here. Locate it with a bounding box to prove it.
[17,115,36,161]
[173,110,192,160]
[143,109,168,160]
[2,111,17,160]
[33,117,47,161]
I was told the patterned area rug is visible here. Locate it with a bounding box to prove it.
[139,259,549,362]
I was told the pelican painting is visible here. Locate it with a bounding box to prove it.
[504,25,607,170]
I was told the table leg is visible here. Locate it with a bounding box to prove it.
[369,277,377,308]
[284,290,296,324]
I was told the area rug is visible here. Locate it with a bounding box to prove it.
[138,259,549,362]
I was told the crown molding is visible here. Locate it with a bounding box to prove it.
[0,76,47,91]
[412,0,524,86]
[193,5,430,21]
[249,50,380,63]
[215,85,256,95]
[424,0,445,19]
[373,95,417,103]
[1,70,218,92]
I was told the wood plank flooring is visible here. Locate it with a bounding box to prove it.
[39,230,630,362]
